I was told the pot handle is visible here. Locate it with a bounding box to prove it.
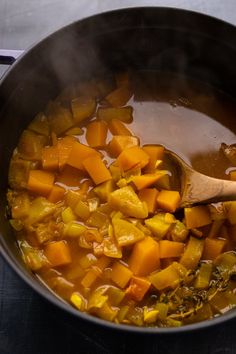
[0,49,24,65]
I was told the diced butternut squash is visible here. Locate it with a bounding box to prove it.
[108,186,148,218]
[108,135,139,157]
[48,185,65,203]
[57,136,77,170]
[113,218,145,246]
[83,155,112,185]
[42,145,59,170]
[202,238,226,260]
[159,240,184,258]
[67,141,99,170]
[156,190,180,213]
[117,146,150,171]
[28,170,54,196]
[97,106,133,123]
[126,276,151,301]
[184,205,211,229]
[149,264,181,291]
[93,180,115,202]
[86,120,108,148]
[129,236,160,276]
[131,172,167,190]
[105,86,132,107]
[111,261,133,288]
[108,119,132,136]
[44,240,72,266]
[71,97,96,123]
[143,145,164,172]
[138,188,158,213]
[180,236,204,270]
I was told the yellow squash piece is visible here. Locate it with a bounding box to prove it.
[180,236,204,270]
[108,186,148,218]
[111,261,133,288]
[148,264,181,291]
[145,213,173,238]
[93,180,116,202]
[194,262,213,289]
[112,218,145,246]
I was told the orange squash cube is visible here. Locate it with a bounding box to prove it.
[117,146,150,171]
[28,170,55,196]
[138,188,158,213]
[57,136,76,170]
[143,145,164,172]
[108,119,133,136]
[44,240,72,266]
[97,106,133,123]
[156,190,181,213]
[86,120,108,148]
[82,155,112,185]
[48,185,65,203]
[67,141,99,170]
[125,276,151,301]
[184,205,211,229]
[131,172,165,190]
[202,238,226,260]
[129,236,160,276]
[159,240,185,258]
[108,135,139,157]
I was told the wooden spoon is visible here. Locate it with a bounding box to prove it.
[166,150,236,208]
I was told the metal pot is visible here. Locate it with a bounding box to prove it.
[1,7,236,334]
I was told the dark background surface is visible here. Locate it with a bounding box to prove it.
[1,1,236,353]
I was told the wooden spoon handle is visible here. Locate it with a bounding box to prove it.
[181,169,236,207]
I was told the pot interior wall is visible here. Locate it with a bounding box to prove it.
[1,7,236,324]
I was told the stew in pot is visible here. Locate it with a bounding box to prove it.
[6,72,236,327]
